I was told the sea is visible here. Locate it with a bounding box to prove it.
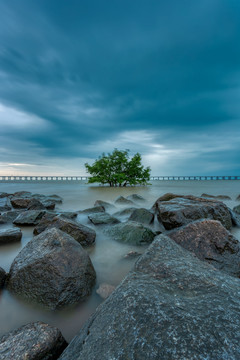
[0,180,239,341]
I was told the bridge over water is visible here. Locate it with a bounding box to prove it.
[0,175,239,182]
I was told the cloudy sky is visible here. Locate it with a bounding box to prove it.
[0,0,240,176]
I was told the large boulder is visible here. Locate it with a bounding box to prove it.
[88,213,120,225]
[59,235,240,360]
[104,221,156,245]
[7,228,96,309]
[126,194,146,202]
[10,197,32,209]
[0,322,67,360]
[80,206,105,214]
[94,200,116,211]
[0,267,6,288]
[114,196,134,205]
[26,198,46,210]
[128,208,154,225]
[153,194,232,230]
[168,219,240,277]
[0,210,23,224]
[201,193,231,200]
[229,208,240,227]
[33,215,96,246]
[0,197,11,212]
[13,210,46,226]
[0,228,22,245]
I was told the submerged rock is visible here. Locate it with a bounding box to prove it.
[7,228,96,309]
[33,215,96,246]
[0,321,67,360]
[0,228,22,245]
[104,221,156,245]
[153,194,232,230]
[13,210,46,226]
[236,194,240,201]
[126,194,146,202]
[94,200,116,211]
[0,267,6,288]
[80,206,105,214]
[128,208,154,225]
[168,219,240,277]
[96,283,116,299]
[0,197,11,212]
[88,213,120,225]
[113,207,137,217]
[114,196,134,205]
[229,208,240,227]
[59,235,240,360]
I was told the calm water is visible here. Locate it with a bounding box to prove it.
[0,180,239,341]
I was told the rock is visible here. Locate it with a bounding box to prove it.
[168,219,240,277]
[10,197,32,209]
[128,208,154,225]
[229,208,240,227]
[58,211,78,219]
[59,235,240,360]
[123,251,142,259]
[0,321,67,360]
[153,194,232,230]
[27,198,46,210]
[33,212,57,234]
[0,197,11,212]
[96,283,116,299]
[46,194,63,203]
[104,222,156,245]
[94,200,116,211]
[201,193,231,200]
[236,195,240,201]
[41,200,56,210]
[113,207,137,217]
[88,213,120,225]
[0,228,22,245]
[0,210,23,224]
[7,228,96,309]
[0,267,6,288]
[13,191,32,198]
[114,196,134,205]
[0,192,10,198]
[13,210,46,226]
[126,194,146,202]
[80,206,105,214]
[233,204,240,215]
[34,215,96,247]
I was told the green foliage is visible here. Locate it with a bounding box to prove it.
[85,149,151,187]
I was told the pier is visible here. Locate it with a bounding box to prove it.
[0,175,239,182]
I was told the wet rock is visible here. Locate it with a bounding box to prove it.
[41,200,56,210]
[0,197,11,212]
[0,210,23,224]
[128,208,154,225]
[34,215,96,246]
[233,204,240,215]
[7,228,96,309]
[113,207,137,217]
[201,193,231,200]
[80,206,105,214]
[114,196,134,205]
[96,283,116,299]
[126,194,146,202]
[58,211,78,219]
[46,194,63,203]
[229,208,240,227]
[153,194,232,230]
[123,251,142,259]
[94,200,116,211]
[168,219,240,277]
[0,192,10,198]
[10,197,32,209]
[59,235,240,360]
[27,198,46,210]
[0,267,6,288]
[104,221,156,245]
[0,321,67,360]
[0,228,22,245]
[13,210,46,226]
[236,194,240,201]
[88,213,120,225]
[33,212,57,234]
[13,191,32,198]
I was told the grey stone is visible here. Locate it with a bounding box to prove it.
[153,193,232,230]
[13,191,32,198]
[27,198,46,210]
[201,193,231,200]
[11,197,32,209]
[13,210,46,226]
[114,196,134,205]
[0,197,11,212]
[126,194,146,202]
[88,213,120,225]
[7,228,96,310]
[94,200,116,211]
[0,267,6,288]
[236,194,240,201]
[229,208,240,227]
[80,206,105,214]
[0,210,23,224]
[233,204,240,215]
[33,215,96,247]
[0,228,22,245]
[59,235,240,360]
[128,208,154,225]
[58,211,78,219]
[113,207,137,217]
[41,200,56,210]
[123,251,142,259]
[0,321,67,360]
[168,219,240,277]
[104,221,156,245]
[0,192,10,198]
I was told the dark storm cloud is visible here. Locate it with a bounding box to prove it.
[0,0,240,174]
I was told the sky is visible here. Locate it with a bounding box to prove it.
[0,0,240,176]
